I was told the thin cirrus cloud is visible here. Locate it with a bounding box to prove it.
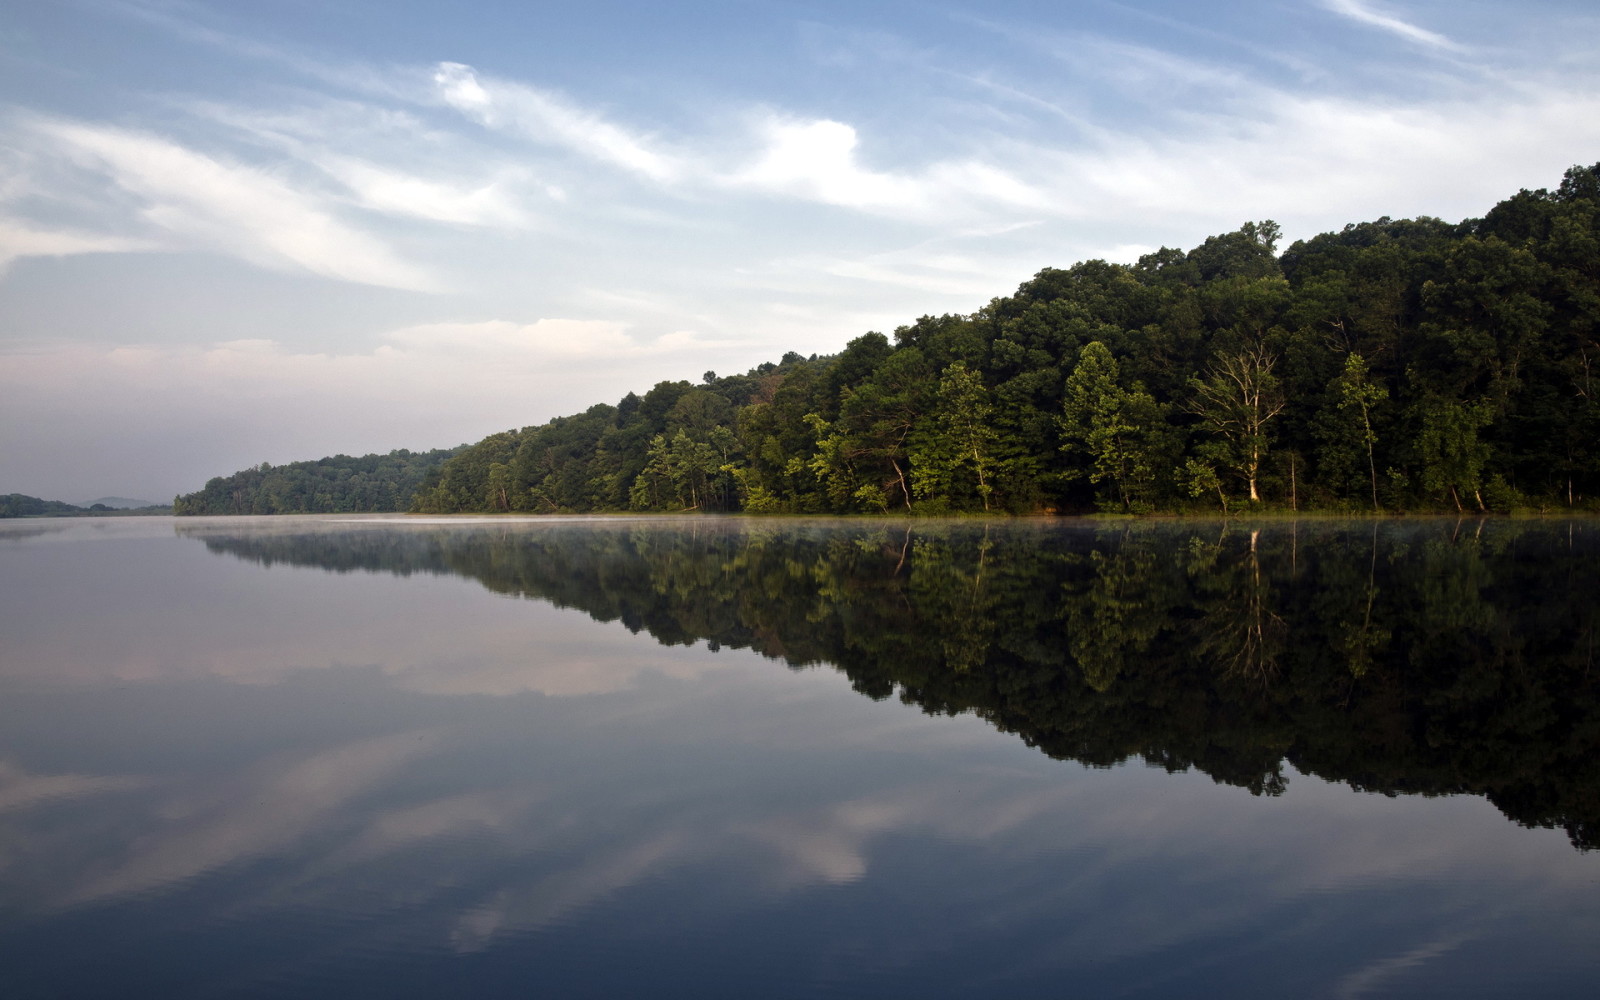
[28,118,439,291]
[0,218,156,272]
[430,61,1046,224]
[313,154,526,227]
[177,97,536,228]
[432,61,684,184]
[1320,0,1466,51]
[1054,83,1600,228]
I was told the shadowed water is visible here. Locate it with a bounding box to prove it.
[2,515,1597,998]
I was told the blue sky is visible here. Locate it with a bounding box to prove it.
[3,0,1598,501]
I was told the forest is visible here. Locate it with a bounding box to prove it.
[179,164,1600,516]
[172,448,459,515]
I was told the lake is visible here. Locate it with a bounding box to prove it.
[2,514,1598,998]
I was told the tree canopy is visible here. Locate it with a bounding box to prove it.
[181,164,1600,516]
[173,448,460,515]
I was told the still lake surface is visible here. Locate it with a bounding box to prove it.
[2,514,1598,998]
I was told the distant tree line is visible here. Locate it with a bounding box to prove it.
[172,448,460,515]
[1,494,171,518]
[410,165,1600,516]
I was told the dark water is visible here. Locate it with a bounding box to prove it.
[2,515,1598,998]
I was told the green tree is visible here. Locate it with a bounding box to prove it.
[1416,398,1494,511]
[837,347,935,510]
[1060,342,1171,512]
[486,462,512,511]
[910,361,1001,510]
[1333,352,1388,510]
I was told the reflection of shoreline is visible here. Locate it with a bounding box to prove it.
[182,518,1600,851]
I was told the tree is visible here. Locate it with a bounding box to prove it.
[910,362,1001,510]
[1333,352,1388,510]
[1188,346,1286,503]
[836,348,933,510]
[486,462,512,511]
[1416,398,1494,511]
[1060,342,1171,512]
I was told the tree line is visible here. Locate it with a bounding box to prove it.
[172,448,459,515]
[1,494,171,518]
[410,165,1600,516]
[175,164,1600,516]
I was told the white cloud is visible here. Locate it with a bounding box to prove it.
[178,98,535,227]
[725,115,1045,222]
[26,118,437,290]
[318,156,523,225]
[433,62,682,183]
[1054,84,1600,230]
[0,218,155,271]
[1321,0,1466,52]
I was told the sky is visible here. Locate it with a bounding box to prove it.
[2,0,1599,503]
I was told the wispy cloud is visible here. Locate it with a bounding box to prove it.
[433,62,683,183]
[0,218,155,271]
[314,155,526,226]
[724,115,1045,221]
[28,118,438,290]
[1321,0,1466,52]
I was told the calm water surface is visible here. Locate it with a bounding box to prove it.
[2,515,1598,998]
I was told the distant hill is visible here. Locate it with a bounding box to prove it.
[79,496,161,509]
[1,494,84,517]
[2,494,173,517]
[173,447,461,515]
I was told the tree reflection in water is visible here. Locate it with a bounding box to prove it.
[184,517,1600,850]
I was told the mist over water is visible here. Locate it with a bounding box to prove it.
[2,515,1597,998]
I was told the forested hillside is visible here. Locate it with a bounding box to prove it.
[414,165,1600,515]
[173,448,459,515]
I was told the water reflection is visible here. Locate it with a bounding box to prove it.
[182,516,1600,851]
[1,516,1597,998]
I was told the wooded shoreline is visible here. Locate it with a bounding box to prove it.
[176,165,1600,518]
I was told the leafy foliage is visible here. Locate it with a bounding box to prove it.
[174,448,459,515]
[185,164,1600,515]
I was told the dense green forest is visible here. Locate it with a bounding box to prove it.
[172,448,459,515]
[187,518,1600,849]
[0,494,170,518]
[404,164,1600,516]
